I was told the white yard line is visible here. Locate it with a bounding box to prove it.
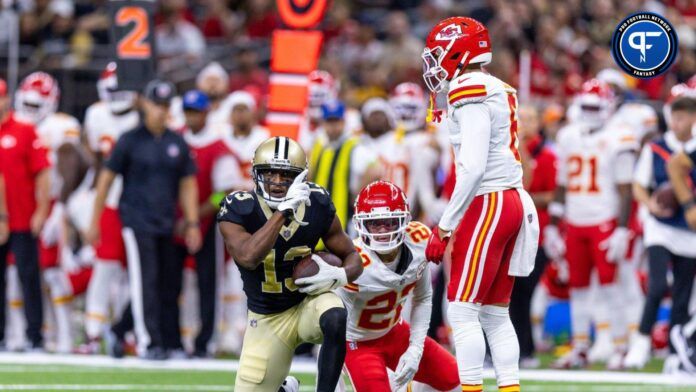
[0,386,232,391]
[0,353,695,387]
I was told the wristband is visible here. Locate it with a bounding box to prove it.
[682,199,696,211]
[209,192,226,208]
[548,202,565,218]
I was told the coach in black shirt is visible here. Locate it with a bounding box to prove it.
[87,80,201,359]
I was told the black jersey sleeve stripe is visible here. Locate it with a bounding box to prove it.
[274,136,280,159]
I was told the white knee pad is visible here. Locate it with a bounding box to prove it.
[448,301,484,385]
[480,305,519,388]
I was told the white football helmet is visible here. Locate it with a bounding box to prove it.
[14,72,59,124]
[389,82,427,132]
[97,62,136,114]
[570,79,615,129]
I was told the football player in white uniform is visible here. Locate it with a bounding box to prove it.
[421,17,538,392]
[81,62,139,353]
[339,181,459,391]
[544,80,639,368]
[13,71,81,352]
[388,82,447,225]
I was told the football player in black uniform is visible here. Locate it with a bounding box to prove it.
[217,136,363,391]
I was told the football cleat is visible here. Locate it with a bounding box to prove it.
[671,324,696,374]
[278,376,299,392]
[623,333,651,369]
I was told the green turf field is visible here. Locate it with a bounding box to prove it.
[1,363,695,392]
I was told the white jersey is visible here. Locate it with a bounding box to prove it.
[36,112,81,153]
[439,71,523,231]
[556,122,638,226]
[337,221,432,342]
[607,101,658,142]
[36,112,81,198]
[217,124,269,186]
[66,169,96,233]
[84,101,140,208]
[377,130,441,215]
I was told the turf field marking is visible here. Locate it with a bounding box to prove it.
[0,386,232,391]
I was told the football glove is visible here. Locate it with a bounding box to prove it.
[599,226,630,263]
[393,345,422,390]
[542,225,565,260]
[295,254,347,295]
[425,229,450,264]
[278,169,311,226]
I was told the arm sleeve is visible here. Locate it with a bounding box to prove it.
[438,104,491,232]
[28,128,51,174]
[212,155,243,191]
[613,150,637,185]
[105,135,129,174]
[408,266,432,355]
[633,145,654,188]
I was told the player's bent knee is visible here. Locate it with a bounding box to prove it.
[320,307,347,342]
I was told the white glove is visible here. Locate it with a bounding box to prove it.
[543,225,565,260]
[40,203,64,246]
[393,346,422,390]
[295,254,347,295]
[277,169,311,226]
[60,246,81,274]
[600,226,630,263]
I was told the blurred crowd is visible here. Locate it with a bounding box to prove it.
[1,0,696,376]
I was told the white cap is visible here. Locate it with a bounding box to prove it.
[196,62,228,87]
[361,97,395,127]
[597,68,627,90]
[228,91,256,111]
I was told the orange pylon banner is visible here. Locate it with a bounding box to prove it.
[267,2,327,140]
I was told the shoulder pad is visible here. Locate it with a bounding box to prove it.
[221,191,256,216]
[448,72,510,108]
[308,182,331,206]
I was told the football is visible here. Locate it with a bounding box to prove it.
[653,182,678,212]
[292,252,343,283]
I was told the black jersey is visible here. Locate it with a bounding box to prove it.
[217,183,337,314]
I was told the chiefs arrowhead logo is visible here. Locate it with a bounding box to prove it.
[435,24,462,41]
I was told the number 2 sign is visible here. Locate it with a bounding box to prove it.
[108,0,156,91]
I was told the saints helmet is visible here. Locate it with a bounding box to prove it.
[252,136,308,208]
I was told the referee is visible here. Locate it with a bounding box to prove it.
[87,80,201,359]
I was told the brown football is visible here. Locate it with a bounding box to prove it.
[293,252,343,283]
[654,182,678,212]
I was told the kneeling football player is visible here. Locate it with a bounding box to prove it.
[217,136,363,392]
[338,181,459,391]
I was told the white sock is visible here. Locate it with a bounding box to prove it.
[530,285,549,348]
[620,262,644,341]
[447,301,484,387]
[596,283,626,350]
[6,265,26,350]
[84,261,121,339]
[480,305,520,388]
[180,267,200,353]
[570,287,592,350]
[45,269,74,353]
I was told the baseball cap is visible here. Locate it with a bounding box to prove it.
[182,90,210,112]
[321,99,345,120]
[0,78,6,97]
[143,79,176,105]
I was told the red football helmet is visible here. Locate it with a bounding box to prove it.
[422,17,491,93]
[307,70,338,119]
[571,79,615,127]
[97,62,136,114]
[389,82,427,132]
[354,181,411,254]
[14,72,59,124]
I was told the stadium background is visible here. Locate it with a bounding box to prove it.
[0,0,695,390]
